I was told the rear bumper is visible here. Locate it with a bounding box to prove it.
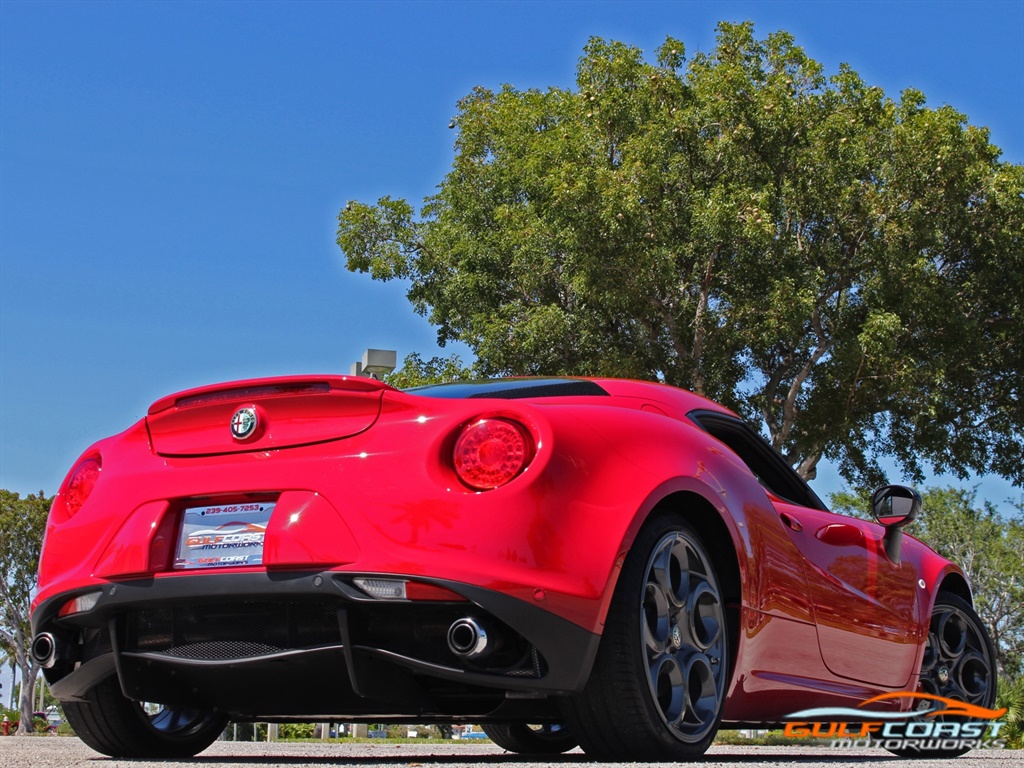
[32,570,600,719]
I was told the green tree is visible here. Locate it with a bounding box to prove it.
[997,675,1024,749]
[384,352,475,389]
[0,490,50,733]
[831,486,1024,680]
[338,22,1023,489]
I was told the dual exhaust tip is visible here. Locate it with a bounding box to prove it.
[31,633,57,669]
[447,617,495,659]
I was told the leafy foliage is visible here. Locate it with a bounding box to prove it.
[383,353,475,389]
[997,675,1024,749]
[0,489,50,733]
[278,722,316,739]
[831,486,1024,679]
[338,22,1024,488]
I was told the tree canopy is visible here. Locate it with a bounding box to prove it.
[338,22,1023,487]
[383,352,475,389]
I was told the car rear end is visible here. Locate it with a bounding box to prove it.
[31,376,644,724]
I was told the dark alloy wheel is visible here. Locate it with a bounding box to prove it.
[886,591,999,759]
[482,722,577,754]
[62,675,226,758]
[564,514,729,761]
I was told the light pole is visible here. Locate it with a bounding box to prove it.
[350,349,397,380]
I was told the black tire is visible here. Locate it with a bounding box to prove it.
[482,722,577,754]
[62,674,226,758]
[563,514,729,761]
[885,591,998,759]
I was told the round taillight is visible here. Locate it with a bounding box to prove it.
[453,418,534,490]
[66,457,101,517]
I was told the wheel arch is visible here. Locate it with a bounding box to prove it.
[601,480,745,675]
[901,558,975,689]
[649,491,743,613]
[936,571,973,606]
[650,491,743,676]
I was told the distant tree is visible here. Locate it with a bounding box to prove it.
[831,486,1024,679]
[384,353,475,389]
[338,22,1024,489]
[0,490,50,733]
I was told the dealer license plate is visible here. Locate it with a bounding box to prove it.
[174,502,275,570]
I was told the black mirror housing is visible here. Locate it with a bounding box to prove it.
[870,485,922,564]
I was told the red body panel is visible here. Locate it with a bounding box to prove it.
[33,375,964,723]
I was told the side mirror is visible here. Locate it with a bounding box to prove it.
[870,485,922,564]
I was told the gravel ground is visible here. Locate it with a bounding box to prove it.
[1,738,1023,768]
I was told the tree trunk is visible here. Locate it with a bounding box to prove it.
[13,625,37,734]
[18,666,35,733]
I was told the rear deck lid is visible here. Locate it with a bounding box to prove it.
[146,376,387,456]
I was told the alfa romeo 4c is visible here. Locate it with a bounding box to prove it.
[31,376,998,760]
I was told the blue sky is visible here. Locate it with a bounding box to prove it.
[1,0,1022,509]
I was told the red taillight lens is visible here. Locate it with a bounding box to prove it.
[65,457,101,516]
[453,418,534,490]
[148,510,180,572]
[405,582,467,602]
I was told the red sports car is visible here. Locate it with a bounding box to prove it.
[31,376,997,760]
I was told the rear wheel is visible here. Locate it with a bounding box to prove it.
[62,675,226,758]
[886,592,998,758]
[564,515,729,761]
[482,722,577,754]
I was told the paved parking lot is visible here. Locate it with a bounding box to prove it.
[2,737,1023,768]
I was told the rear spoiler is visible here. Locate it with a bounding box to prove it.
[148,375,393,416]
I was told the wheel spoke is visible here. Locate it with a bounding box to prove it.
[936,609,968,661]
[643,581,671,651]
[649,539,675,595]
[686,581,722,651]
[650,536,690,609]
[681,655,717,728]
[670,538,695,601]
[649,654,685,724]
[956,652,992,704]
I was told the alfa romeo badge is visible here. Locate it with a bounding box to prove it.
[230,407,258,440]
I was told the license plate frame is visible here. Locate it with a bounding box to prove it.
[174,501,275,570]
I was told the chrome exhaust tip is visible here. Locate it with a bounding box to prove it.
[31,633,57,669]
[447,617,490,659]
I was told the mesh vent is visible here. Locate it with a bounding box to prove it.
[504,647,545,677]
[127,601,339,660]
[162,641,284,660]
[81,626,112,660]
